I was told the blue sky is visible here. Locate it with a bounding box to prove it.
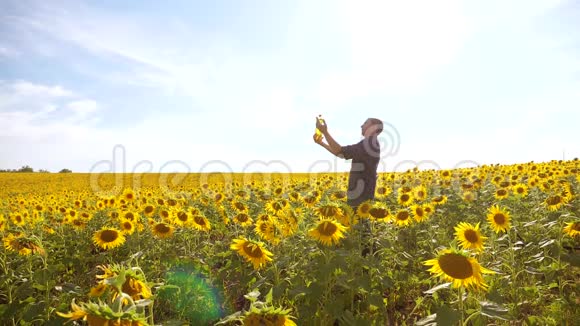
[1,0,579,173]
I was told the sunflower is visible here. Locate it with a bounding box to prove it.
[142,204,155,217]
[230,237,273,269]
[454,222,487,252]
[121,276,152,300]
[301,195,319,208]
[413,185,428,201]
[375,185,391,199]
[397,191,414,207]
[56,299,87,321]
[411,204,428,222]
[158,208,172,221]
[3,233,45,256]
[336,203,357,227]
[89,283,107,297]
[191,214,211,231]
[10,212,26,226]
[243,306,296,326]
[330,190,348,201]
[563,222,580,238]
[233,213,254,227]
[173,210,191,226]
[265,199,289,215]
[119,219,135,235]
[431,195,448,206]
[213,192,225,204]
[424,248,495,291]
[486,205,511,233]
[277,208,301,236]
[288,191,301,202]
[316,204,343,220]
[422,203,435,216]
[122,188,136,202]
[440,170,452,180]
[151,222,174,239]
[356,200,373,219]
[393,209,412,227]
[308,219,347,246]
[368,203,390,222]
[494,188,509,200]
[93,228,126,250]
[512,183,529,197]
[544,194,565,211]
[70,218,87,230]
[255,220,278,244]
[231,200,249,213]
[462,191,476,202]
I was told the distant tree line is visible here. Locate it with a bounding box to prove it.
[0,165,72,173]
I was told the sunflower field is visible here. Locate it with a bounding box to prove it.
[1,160,579,325]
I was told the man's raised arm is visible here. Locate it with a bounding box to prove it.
[315,118,344,158]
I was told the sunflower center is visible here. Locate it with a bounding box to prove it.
[494,213,506,225]
[438,253,473,279]
[517,187,525,194]
[463,229,479,243]
[369,207,388,219]
[155,223,171,234]
[100,230,119,242]
[234,202,245,210]
[396,211,410,221]
[334,191,346,199]
[377,187,387,195]
[546,195,562,205]
[317,221,338,236]
[572,222,580,231]
[242,242,264,258]
[401,194,410,202]
[237,214,249,222]
[415,207,424,216]
[194,216,206,226]
[144,206,154,214]
[359,204,371,214]
[177,212,188,221]
[320,206,339,217]
[497,189,507,196]
[123,222,132,230]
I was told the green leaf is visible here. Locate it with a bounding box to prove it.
[415,313,437,326]
[424,282,451,294]
[480,301,510,321]
[435,304,461,325]
[265,287,273,304]
[539,239,555,248]
[244,290,260,303]
[561,252,580,267]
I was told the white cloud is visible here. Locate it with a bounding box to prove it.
[67,99,98,118]
[0,80,99,141]
[339,0,470,91]
[12,80,74,98]
[0,45,20,58]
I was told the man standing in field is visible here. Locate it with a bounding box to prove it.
[313,117,383,210]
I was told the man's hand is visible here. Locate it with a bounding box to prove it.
[313,133,324,145]
[315,117,327,134]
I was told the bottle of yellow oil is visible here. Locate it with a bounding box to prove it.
[314,115,325,142]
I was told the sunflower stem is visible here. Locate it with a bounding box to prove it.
[458,286,464,325]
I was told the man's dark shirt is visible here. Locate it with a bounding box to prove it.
[341,136,380,208]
